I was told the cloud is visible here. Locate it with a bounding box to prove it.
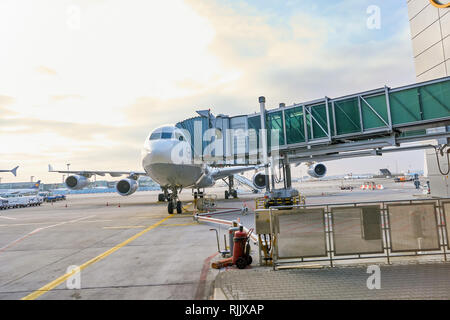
[50,94,83,102]
[35,65,58,76]
[0,94,15,106]
[0,0,422,182]
[0,95,16,117]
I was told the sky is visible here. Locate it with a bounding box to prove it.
[0,0,424,183]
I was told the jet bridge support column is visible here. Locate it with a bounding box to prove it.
[259,96,270,192]
[285,155,292,189]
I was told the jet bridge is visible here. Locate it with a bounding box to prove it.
[176,76,450,167]
[176,76,450,201]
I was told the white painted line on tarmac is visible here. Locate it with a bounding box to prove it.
[0,215,96,254]
[0,216,17,220]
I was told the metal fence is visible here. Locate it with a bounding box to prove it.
[255,198,450,268]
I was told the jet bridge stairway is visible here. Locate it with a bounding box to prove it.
[233,174,259,194]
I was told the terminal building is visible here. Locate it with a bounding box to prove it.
[407,0,450,197]
[407,0,449,81]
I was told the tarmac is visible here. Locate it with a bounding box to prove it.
[0,178,448,300]
[0,191,226,300]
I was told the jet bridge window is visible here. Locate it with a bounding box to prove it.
[175,132,185,141]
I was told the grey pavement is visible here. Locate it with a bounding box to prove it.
[214,262,450,300]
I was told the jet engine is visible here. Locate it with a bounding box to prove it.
[307,163,327,178]
[65,175,89,190]
[116,179,138,196]
[252,172,268,190]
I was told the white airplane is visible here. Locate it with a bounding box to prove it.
[49,125,327,214]
[344,174,374,180]
[0,180,41,196]
[0,166,18,177]
[49,126,265,214]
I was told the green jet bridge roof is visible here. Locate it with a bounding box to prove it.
[176,76,450,165]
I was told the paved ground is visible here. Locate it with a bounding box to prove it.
[214,262,450,300]
[0,179,443,300]
[0,190,238,300]
[211,179,450,300]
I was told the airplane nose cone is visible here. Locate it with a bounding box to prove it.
[145,140,175,164]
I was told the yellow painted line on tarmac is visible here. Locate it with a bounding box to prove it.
[182,202,193,211]
[102,225,146,229]
[21,215,172,300]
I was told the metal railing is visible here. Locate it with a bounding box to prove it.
[256,198,450,269]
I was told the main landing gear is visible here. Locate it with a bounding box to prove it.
[158,188,169,202]
[224,175,238,199]
[224,189,238,199]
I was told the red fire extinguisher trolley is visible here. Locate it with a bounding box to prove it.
[232,226,253,269]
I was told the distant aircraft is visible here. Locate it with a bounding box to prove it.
[0,180,41,196]
[344,174,374,180]
[49,125,328,214]
[0,166,18,177]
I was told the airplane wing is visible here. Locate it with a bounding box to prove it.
[211,165,262,181]
[0,166,18,176]
[48,164,147,178]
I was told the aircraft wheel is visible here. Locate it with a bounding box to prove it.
[246,255,253,266]
[168,201,174,214]
[176,201,182,214]
[158,193,165,202]
[232,189,238,198]
[225,190,229,199]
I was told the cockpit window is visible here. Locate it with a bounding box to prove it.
[161,132,173,139]
[150,132,161,140]
[149,126,179,141]
[149,131,173,140]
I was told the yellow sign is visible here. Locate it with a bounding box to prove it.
[430,0,450,8]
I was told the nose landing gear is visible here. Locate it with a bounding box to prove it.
[167,188,182,214]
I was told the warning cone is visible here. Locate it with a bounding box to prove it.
[118,203,121,208]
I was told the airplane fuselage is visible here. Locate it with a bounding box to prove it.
[141,126,214,189]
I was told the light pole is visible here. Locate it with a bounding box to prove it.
[66,163,71,171]
[62,174,66,184]
[30,176,34,182]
